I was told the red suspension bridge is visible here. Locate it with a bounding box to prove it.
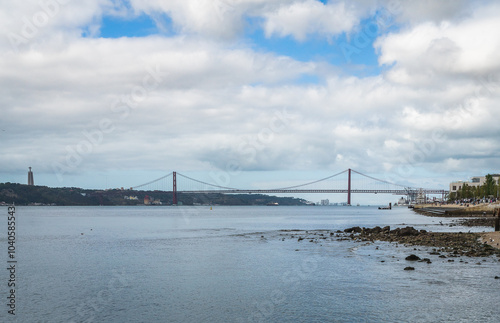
[130,169,448,205]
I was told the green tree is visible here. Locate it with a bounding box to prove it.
[483,174,497,197]
[459,183,473,199]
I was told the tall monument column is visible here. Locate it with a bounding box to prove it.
[28,167,34,186]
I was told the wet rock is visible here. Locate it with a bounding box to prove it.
[405,254,421,261]
[398,226,420,236]
[344,226,362,233]
[338,225,500,258]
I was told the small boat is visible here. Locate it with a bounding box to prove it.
[379,203,392,210]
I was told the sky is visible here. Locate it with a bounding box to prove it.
[1,0,500,204]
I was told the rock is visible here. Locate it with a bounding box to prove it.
[495,276,499,279]
[399,226,420,236]
[344,226,362,233]
[404,267,415,271]
[405,254,421,261]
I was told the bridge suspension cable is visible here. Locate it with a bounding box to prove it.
[176,173,240,191]
[350,169,407,189]
[131,172,173,190]
[274,169,349,190]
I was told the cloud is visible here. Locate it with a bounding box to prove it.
[0,0,128,53]
[1,0,500,189]
[262,0,362,41]
[376,2,500,82]
[390,0,473,25]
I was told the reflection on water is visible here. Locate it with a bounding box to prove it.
[1,206,498,322]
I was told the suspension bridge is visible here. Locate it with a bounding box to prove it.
[130,169,448,205]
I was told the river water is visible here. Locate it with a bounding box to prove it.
[1,205,499,322]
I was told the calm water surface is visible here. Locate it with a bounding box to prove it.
[1,206,499,322]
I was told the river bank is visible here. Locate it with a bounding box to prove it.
[269,226,500,258]
[411,203,500,249]
[413,203,500,216]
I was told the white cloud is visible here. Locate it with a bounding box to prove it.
[262,0,361,41]
[376,3,500,83]
[390,0,473,25]
[0,0,127,53]
[1,0,500,190]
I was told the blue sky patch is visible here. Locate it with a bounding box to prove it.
[99,14,164,38]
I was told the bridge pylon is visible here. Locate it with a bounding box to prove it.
[347,168,351,206]
[173,171,177,205]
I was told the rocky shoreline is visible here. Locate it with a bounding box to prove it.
[454,217,496,227]
[269,226,500,258]
[341,226,500,258]
[247,224,500,275]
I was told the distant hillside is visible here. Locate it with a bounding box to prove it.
[0,183,308,206]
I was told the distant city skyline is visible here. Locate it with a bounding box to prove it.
[1,1,499,205]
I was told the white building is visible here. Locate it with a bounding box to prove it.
[449,174,500,194]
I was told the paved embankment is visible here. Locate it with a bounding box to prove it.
[414,204,500,217]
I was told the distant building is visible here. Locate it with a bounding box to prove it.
[144,195,162,205]
[28,167,34,186]
[449,174,500,194]
[320,199,330,206]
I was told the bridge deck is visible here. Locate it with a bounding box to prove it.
[175,189,448,194]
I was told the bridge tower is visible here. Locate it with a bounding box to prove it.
[173,171,177,205]
[347,168,351,206]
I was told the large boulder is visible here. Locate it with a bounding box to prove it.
[344,226,362,233]
[405,254,421,261]
[398,226,420,236]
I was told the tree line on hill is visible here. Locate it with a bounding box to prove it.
[0,182,308,206]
